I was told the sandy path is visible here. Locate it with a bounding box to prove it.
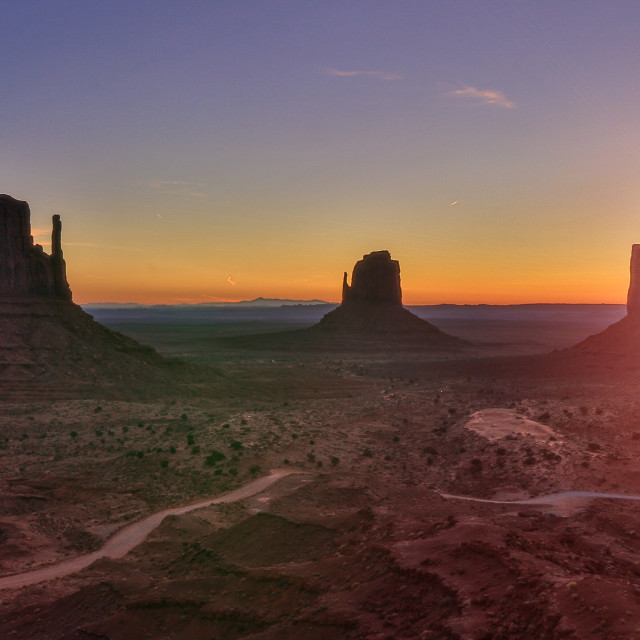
[0,469,297,590]
[441,490,640,506]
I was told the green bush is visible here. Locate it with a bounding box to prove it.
[204,450,227,467]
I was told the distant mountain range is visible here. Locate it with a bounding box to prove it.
[81,300,626,329]
[82,297,330,310]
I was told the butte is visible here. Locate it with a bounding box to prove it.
[315,250,463,344]
[0,194,197,398]
[218,250,465,351]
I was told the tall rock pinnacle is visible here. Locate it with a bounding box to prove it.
[0,194,71,300]
[627,244,640,317]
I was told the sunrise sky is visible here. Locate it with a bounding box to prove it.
[2,1,640,304]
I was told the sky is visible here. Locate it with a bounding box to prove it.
[2,1,640,304]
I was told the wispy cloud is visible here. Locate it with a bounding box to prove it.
[321,67,403,81]
[226,275,237,286]
[133,180,206,198]
[449,86,516,109]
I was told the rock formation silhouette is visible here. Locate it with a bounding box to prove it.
[0,195,193,396]
[0,196,72,300]
[316,250,463,343]
[627,244,640,317]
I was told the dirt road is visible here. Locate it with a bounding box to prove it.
[0,469,297,590]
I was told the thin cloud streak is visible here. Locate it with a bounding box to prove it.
[321,67,403,81]
[449,86,516,109]
[226,275,237,286]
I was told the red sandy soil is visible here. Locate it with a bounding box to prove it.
[3,321,640,638]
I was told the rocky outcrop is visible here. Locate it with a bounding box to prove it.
[0,195,71,300]
[316,251,464,344]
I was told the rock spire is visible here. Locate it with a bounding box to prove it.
[627,244,640,317]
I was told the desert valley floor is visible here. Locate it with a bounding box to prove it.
[2,311,640,639]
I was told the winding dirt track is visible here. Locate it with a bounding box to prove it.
[440,490,640,505]
[0,469,297,590]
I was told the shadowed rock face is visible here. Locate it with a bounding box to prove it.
[0,195,71,300]
[342,250,402,306]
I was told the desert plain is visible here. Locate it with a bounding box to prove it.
[3,303,640,639]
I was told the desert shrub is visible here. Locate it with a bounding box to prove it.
[538,412,551,422]
[222,423,230,429]
[229,440,243,451]
[249,464,261,474]
[283,458,290,465]
[330,456,340,466]
[160,459,169,469]
[137,451,144,458]
[448,407,457,415]
[228,468,238,476]
[423,445,438,456]
[307,452,316,462]
[187,434,195,446]
[579,406,589,416]
[317,460,323,467]
[122,426,129,433]
[241,419,248,425]
[362,448,373,458]
[587,442,601,452]
[169,446,176,454]
[191,445,201,455]
[181,413,188,421]
[70,431,78,439]
[523,456,536,465]
[94,406,102,413]
[204,450,226,467]
[470,458,482,474]
[496,447,506,456]
[393,435,400,443]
